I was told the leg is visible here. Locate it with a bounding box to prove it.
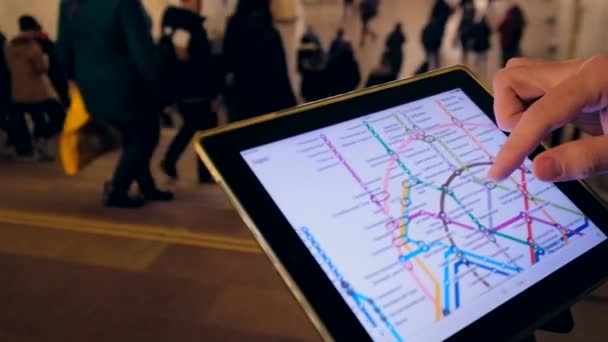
[161,101,204,179]
[42,100,66,137]
[109,120,141,195]
[8,103,33,156]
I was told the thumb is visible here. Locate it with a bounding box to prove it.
[532,135,608,182]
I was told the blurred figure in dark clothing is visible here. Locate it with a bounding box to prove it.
[359,0,379,47]
[223,0,296,121]
[18,16,70,111]
[0,31,10,146]
[385,22,406,79]
[430,0,453,36]
[159,0,218,184]
[499,4,526,66]
[5,18,65,160]
[366,52,396,87]
[471,16,491,76]
[58,0,173,208]
[326,41,360,96]
[297,34,327,102]
[457,2,476,63]
[302,25,322,50]
[343,0,355,20]
[422,18,442,70]
[329,28,347,61]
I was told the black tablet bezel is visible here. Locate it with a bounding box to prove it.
[197,66,608,341]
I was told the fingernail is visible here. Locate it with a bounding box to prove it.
[534,155,563,181]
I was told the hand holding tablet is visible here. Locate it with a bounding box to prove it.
[196,66,608,341]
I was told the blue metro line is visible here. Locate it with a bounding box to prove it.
[300,227,403,342]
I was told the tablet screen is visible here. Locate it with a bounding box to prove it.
[241,88,607,341]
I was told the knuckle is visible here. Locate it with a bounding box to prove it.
[505,57,530,68]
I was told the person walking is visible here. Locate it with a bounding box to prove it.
[359,0,379,47]
[57,0,173,208]
[223,0,296,121]
[0,30,10,149]
[297,33,328,102]
[326,41,360,96]
[471,16,491,76]
[5,21,64,160]
[385,22,406,79]
[457,2,476,63]
[498,4,526,66]
[421,17,443,70]
[158,0,218,184]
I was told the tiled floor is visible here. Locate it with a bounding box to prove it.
[0,0,607,341]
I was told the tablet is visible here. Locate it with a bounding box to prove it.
[196,66,608,341]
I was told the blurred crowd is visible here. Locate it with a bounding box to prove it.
[0,0,526,208]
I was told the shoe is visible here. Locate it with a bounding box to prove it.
[161,160,178,180]
[142,189,175,202]
[102,182,146,208]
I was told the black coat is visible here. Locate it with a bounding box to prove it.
[160,7,218,101]
[223,11,296,120]
[0,33,10,109]
[326,48,360,96]
[472,19,491,53]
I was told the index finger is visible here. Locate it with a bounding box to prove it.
[488,72,592,181]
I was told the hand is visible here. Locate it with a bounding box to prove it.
[487,56,608,182]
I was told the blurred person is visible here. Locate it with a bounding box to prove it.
[430,0,453,42]
[359,0,379,47]
[19,16,70,114]
[329,28,347,61]
[421,17,442,70]
[158,0,218,184]
[297,34,327,102]
[326,41,360,96]
[457,2,476,63]
[0,30,10,149]
[385,22,406,79]
[5,19,65,160]
[365,52,396,87]
[302,25,322,51]
[57,0,173,208]
[471,16,491,75]
[343,0,355,20]
[223,0,296,121]
[498,4,526,66]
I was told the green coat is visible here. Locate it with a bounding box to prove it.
[57,0,161,122]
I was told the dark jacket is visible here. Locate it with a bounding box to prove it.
[472,18,491,53]
[385,28,405,77]
[422,21,442,53]
[160,6,217,101]
[297,43,327,102]
[223,10,296,120]
[57,0,162,122]
[0,33,10,109]
[326,46,360,96]
[431,0,453,29]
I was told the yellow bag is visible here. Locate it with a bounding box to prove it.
[59,86,120,175]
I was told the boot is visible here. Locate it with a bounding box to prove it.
[102,182,145,208]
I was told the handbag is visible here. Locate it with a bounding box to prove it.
[59,85,121,175]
